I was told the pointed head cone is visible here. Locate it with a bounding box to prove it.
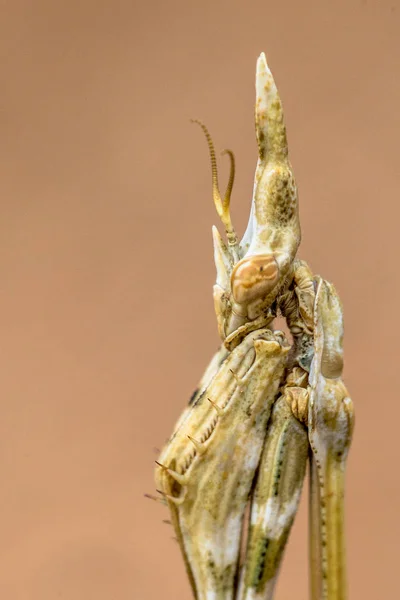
[236,53,301,306]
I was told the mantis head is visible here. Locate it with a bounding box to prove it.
[194,53,301,341]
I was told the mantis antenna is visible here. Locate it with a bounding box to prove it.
[191,119,240,261]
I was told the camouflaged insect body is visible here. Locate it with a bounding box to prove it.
[154,53,354,600]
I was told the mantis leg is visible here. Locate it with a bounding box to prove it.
[237,370,309,600]
[156,328,290,600]
[309,450,323,600]
[308,278,354,600]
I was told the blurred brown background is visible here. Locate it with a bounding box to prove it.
[0,0,398,598]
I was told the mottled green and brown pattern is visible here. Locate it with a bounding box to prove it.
[154,52,354,600]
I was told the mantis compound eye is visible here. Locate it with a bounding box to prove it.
[231,254,279,305]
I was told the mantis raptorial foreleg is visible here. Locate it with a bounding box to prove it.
[237,383,309,600]
[237,262,315,600]
[153,52,353,600]
[156,329,290,599]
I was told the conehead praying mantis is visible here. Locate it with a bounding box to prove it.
[152,53,354,600]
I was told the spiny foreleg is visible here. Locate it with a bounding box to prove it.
[237,365,309,600]
[155,328,290,600]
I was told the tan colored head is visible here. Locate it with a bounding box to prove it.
[194,53,301,340]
